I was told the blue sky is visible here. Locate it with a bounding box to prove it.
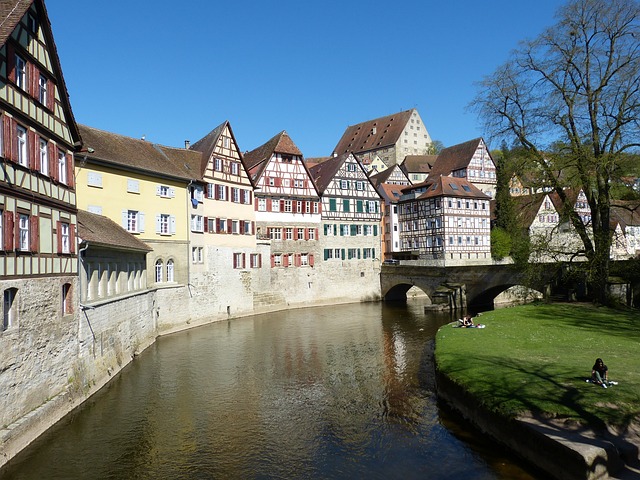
[47,0,562,157]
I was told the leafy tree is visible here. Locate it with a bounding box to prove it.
[426,140,444,155]
[472,0,640,304]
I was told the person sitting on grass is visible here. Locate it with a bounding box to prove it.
[461,315,474,328]
[591,358,609,388]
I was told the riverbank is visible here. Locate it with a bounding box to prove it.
[434,302,640,479]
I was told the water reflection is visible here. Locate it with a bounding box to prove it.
[2,301,540,480]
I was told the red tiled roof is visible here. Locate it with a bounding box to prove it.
[78,124,202,181]
[309,153,348,194]
[402,175,490,200]
[332,109,414,156]
[242,130,303,181]
[401,155,436,173]
[377,183,405,203]
[77,209,151,252]
[429,138,485,178]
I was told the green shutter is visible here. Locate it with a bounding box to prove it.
[324,249,329,261]
[340,224,345,236]
[350,224,357,236]
[341,249,345,260]
[373,225,378,236]
[357,200,363,212]
[329,198,336,211]
[357,249,361,259]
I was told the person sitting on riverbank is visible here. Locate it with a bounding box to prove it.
[591,358,609,388]
[460,316,474,328]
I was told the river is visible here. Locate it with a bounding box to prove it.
[1,300,542,479]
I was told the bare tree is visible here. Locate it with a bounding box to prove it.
[473,0,640,304]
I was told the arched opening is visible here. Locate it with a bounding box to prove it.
[155,259,163,283]
[468,284,544,310]
[383,283,431,303]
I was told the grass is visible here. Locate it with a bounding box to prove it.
[435,302,640,428]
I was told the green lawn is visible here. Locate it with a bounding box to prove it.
[435,303,640,428]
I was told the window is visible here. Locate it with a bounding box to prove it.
[155,260,163,283]
[38,74,47,105]
[300,253,308,266]
[192,185,204,203]
[58,151,67,184]
[191,247,203,263]
[231,220,239,234]
[17,125,27,167]
[250,253,261,268]
[191,214,204,232]
[285,228,293,240]
[60,222,70,253]
[313,202,319,214]
[273,254,282,267]
[258,198,267,211]
[233,252,245,269]
[270,228,282,240]
[231,162,239,175]
[232,188,240,203]
[341,180,348,190]
[157,185,173,197]
[297,228,304,240]
[15,54,26,89]
[218,218,227,233]
[39,138,48,176]
[18,213,29,251]
[284,200,292,213]
[3,288,17,330]
[271,199,279,212]
[207,217,216,233]
[62,283,72,315]
[165,260,174,282]
[158,214,171,235]
[125,210,143,233]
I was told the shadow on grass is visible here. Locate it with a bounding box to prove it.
[441,350,640,471]
[523,302,640,341]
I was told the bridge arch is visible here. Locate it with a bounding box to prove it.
[383,283,432,302]
[467,284,544,309]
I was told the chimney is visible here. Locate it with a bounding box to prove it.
[185,140,190,149]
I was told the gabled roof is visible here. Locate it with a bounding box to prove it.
[77,209,151,252]
[242,130,303,181]
[429,138,485,178]
[369,164,409,187]
[189,120,251,181]
[1,0,81,147]
[401,155,436,173]
[513,192,549,229]
[305,156,331,169]
[78,124,202,181]
[332,109,415,156]
[309,153,349,195]
[401,175,490,201]
[377,183,405,203]
[611,201,640,229]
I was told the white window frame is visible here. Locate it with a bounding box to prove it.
[39,138,48,176]
[17,125,27,167]
[18,214,29,251]
[166,259,174,282]
[155,260,163,283]
[58,151,67,184]
[15,54,26,90]
[60,222,70,254]
[191,214,204,232]
[258,198,266,211]
[38,73,47,105]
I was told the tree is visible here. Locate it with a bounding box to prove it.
[472,0,640,304]
[426,140,445,155]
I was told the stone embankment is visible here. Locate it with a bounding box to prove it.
[435,368,640,480]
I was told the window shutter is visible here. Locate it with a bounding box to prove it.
[28,130,37,169]
[29,63,38,98]
[358,249,361,259]
[251,221,255,235]
[333,224,337,235]
[248,191,252,204]
[258,253,262,268]
[283,254,289,267]
[14,212,19,249]
[204,216,209,233]
[315,228,318,240]
[227,219,232,232]
[339,224,344,236]
[304,229,309,240]
[46,79,55,111]
[275,177,281,187]
[271,254,275,268]
[170,216,176,234]
[55,220,61,253]
[242,253,246,268]
[341,249,345,260]
[169,187,175,198]
[30,215,38,252]
[350,225,356,236]
[50,143,58,181]
[156,185,162,196]
[309,254,314,267]
[239,221,244,234]
[12,121,19,163]
[66,153,74,187]
[138,212,145,232]
[122,210,128,229]
[70,224,76,254]
[280,200,285,211]
[372,248,375,258]
[373,225,378,236]
[225,186,229,200]
[155,215,161,233]
[233,254,237,269]
[4,211,14,250]
[3,116,12,160]
[7,44,15,83]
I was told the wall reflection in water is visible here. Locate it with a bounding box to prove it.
[2,301,540,480]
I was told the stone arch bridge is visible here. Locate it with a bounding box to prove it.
[381,263,557,309]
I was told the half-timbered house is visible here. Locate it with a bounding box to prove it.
[243,131,321,304]
[429,138,497,199]
[188,120,267,316]
[401,154,436,184]
[377,183,405,261]
[0,0,82,453]
[369,163,411,188]
[398,176,491,265]
[309,152,382,300]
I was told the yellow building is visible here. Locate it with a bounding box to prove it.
[75,125,201,287]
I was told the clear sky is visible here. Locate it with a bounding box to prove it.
[46,0,563,157]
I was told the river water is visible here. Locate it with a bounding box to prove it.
[2,300,541,479]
